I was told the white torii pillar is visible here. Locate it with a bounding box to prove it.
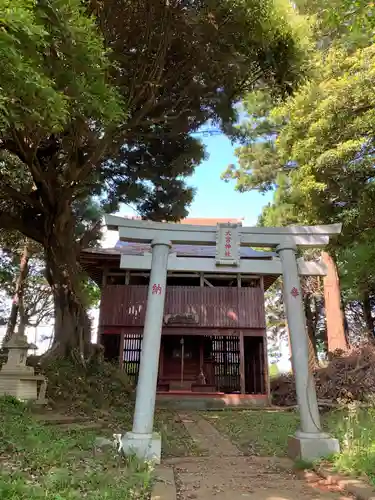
[121,237,171,463]
[277,243,340,460]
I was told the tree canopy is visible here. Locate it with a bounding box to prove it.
[0,0,309,354]
[223,0,375,337]
[225,43,375,296]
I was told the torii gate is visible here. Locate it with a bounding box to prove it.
[105,215,341,463]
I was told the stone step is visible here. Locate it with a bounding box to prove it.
[169,381,193,390]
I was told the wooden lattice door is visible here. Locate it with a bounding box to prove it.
[123,333,143,386]
[211,335,241,393]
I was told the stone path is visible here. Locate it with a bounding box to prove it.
[158,412,353,500]
[178,412,241,457]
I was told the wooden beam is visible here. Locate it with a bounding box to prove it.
[237,273,241,288]
[168,272,200,279]
[199,338,204,368]
[260,277,270,401]
[239,331,245,394]
[203,277,214,287]
[120,254,328,276]
[102,266,108,286]
[97,267,108,339]
[263,333,271,401]
[118,332,124,369]
[158,327,265,337]
[200,272,204,287]
[122,270,262,280]
[159,341,164,379]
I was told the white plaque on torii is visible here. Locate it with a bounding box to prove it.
[215,223,241,266]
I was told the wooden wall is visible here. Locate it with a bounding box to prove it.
[100,285,266,329]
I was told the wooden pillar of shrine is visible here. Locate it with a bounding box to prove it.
[239,331,245,394]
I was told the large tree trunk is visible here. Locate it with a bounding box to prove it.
[18,298,27,337]
[322,252,348,352]
[2,241,31,347]
[304,294,318,367]
[44,222,91,359]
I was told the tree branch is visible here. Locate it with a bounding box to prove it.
[0,182,44,211]
[0,212,43,243]
[78,220,102,251]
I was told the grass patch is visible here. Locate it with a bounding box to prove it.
[294,458,314,470]
[324,404,375,486]
[0,395,153,499]
[39,357,134,412]
[204,409,299,456]
[106,407,202,458]
[205,406,375,485]
[33,357,201,459]
[154,410,202,457]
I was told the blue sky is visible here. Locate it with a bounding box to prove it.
[120,133,273,225]
[187,133,273,225]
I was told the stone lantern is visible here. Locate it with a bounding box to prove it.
[0,333,47,403]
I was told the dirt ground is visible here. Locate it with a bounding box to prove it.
[163,413,353,500]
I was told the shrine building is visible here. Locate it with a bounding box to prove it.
[81,216,330,407]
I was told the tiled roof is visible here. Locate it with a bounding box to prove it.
[83,241,275,259]
[118,216,244,226]
[179,217,244,226]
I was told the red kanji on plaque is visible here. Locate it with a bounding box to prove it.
[152,284,162,295]
[290,287,299,298]
[224,230,232,257]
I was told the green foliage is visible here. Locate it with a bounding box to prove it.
[269,363,280,379]
[36,358,202,458]
[327,404,375,486]
[0,396,153,499]
[273,45,375,232]
[41,357,133,411]
[339,232,375,298]
[223,0,375,300]
[0,0,311,235]
[0,0,123,133]
[0,0,313,350]
[297,0,375,48]
[80,278,100,309]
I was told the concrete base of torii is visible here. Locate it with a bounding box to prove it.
[288,431,340,462]
[121,431,162,463]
